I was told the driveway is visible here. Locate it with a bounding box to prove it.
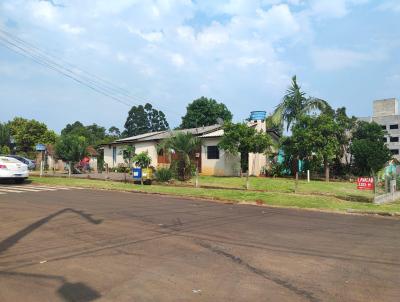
[0,185,399,301]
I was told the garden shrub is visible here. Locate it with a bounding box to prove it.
[155,167,173,182]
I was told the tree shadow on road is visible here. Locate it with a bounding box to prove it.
[0,271,101,302]
[0,208,102,254]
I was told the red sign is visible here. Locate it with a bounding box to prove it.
[357,177,374,190]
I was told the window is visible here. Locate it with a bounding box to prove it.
[381,125,387,130]
[390,124,399,129]
[112,146,117,164]
[390,149,399,155]
[390,137,399,142]
[207,146,219,159]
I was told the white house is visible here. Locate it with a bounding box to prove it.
[102,120,280,176]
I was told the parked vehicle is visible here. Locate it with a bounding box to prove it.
[6,155,36,170]
[0,156,29,183]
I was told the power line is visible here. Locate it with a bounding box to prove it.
[0,28,153,105]
[0,36,134,107]
[0,27,182,118]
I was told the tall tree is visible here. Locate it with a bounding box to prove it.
[55,134,89,175]
[218,122,272,172]
[8,117,57,154]
[180,97,232,129]
[271,76,330,131]
[123,103,169,137]
[108,126,121,138]
[332,107,357,172]
[284,113,340,182]
[61,122,107,146]
[0,122,11,149]
[350,121,391,176]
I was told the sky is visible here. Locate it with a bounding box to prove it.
[0,0,399,133]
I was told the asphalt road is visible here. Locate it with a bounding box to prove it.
[0,185,399,302]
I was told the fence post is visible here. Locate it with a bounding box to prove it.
[385,175,388,194]
[40,161,44,177]
[295,172,299,193]
[195,167,199,188]
[307,170,310,183]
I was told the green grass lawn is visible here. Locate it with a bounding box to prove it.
[188,176,373,202]
[30,176,400,215]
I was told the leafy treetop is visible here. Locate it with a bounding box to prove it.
[219,122,272,172]
[271,76,330,131]
[123,103,169,137]
[8,117,57,154]
[350,121,391,176]
[61,121,107,146]
[283,113,340,181]
[55,134,89,163]
[180,97,232,129]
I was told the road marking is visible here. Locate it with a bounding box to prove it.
[0,185,85,196]
[0,188,23,193]
[18,186,58,191]
[1,186,45,192]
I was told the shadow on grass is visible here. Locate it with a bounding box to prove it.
[334,194,374,203]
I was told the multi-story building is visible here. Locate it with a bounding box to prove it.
[360,98,400,160]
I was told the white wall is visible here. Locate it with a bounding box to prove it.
[201,138,240,176]
[103,142,158,168]
[248,152,267,176]
[104,145,125,168]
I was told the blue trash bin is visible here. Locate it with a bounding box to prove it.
[132,168,142,180]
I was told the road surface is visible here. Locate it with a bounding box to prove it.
[0,183,399,301]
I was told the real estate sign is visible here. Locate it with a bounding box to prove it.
[357,177,374,190]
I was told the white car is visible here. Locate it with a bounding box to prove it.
[0,156,29,183]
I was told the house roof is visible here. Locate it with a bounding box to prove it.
[200,127,281,141]
[105,123,280,146]
[200,129,224,138]
[115,131,165,143]
[107,124,223,145]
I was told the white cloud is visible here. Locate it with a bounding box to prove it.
[236,56,265,67]
[30,0,58,22]
[197,22,230,49]
[170,53,185,67]
[116,52,127,62]
[377,1,400,12]
[310,0,348,18]
[311,48,383,71]
[60,24,85,34]
[128,28,164,42]
[309,0,369,19]
[256,4,300,39]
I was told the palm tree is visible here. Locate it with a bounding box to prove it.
[271,75,330,131]
[158,132,201,181]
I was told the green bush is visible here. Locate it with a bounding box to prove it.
[115,164,129,173]
[155,167,173,182]
[0,145,10,155]
[266,162,286,177]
